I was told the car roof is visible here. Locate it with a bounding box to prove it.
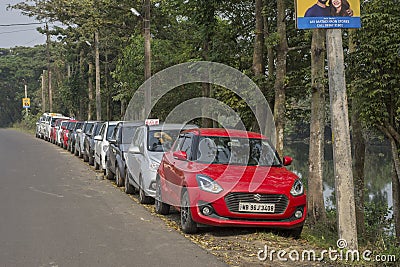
[120,121,145,127]
[183,128,267,139]
[147,123,198,131]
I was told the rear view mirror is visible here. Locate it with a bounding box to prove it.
[173,151,188,161]
[109,139,117,145]
[283,156,293,166]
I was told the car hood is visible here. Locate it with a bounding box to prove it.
[192,163,299,193]
[148,151,164,164]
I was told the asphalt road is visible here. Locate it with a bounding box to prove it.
[0,129,228,267]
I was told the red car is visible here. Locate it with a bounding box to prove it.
[61,120,77,149]
[155,128,306,237]
[50,119,63,144]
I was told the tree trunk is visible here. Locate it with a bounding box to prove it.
[308,29,326,225]
[348,29,366,238]
[263,9,274,79]
[392,161,400,243]
[326,29,358,250]
[379,125,400,242]
[95,31,101,121]
[253,0,266,133]
[144,0,151,117]
[201,32,213,128]
[88,61,94,121]
[79,50,85,120]
[41,70,46,113]
[46,23,53,113]
[273,0,288,156]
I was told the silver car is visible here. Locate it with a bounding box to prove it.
[125,123,197,204]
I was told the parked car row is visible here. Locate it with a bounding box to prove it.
[35,114,306,237]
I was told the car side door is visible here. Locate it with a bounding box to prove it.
[126,126,144,185]
[95,123,106,159]
[167,133,195,203]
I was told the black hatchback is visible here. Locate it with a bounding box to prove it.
[106,121,143,189]
[83,121,103,165]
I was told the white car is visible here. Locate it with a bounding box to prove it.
[45,114,68,141]
[56,120,69,146]
[94,121,119,172]
[125,123,197,204]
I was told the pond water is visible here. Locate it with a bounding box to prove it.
[285,141,393,216]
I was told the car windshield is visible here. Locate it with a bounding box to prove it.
[84,123,94,134]
[75,122,84,130]
[121,126,137,144]
[106,125,116,141]
[67,122,76,130]
[148,129,180,152]
[196,136,282,166]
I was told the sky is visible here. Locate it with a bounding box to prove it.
[0,0,46,48]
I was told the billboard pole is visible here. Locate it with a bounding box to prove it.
[326,28,358,250]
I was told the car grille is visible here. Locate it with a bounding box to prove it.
[225,193,288,214]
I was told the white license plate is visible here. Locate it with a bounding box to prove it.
[238,202,275,213]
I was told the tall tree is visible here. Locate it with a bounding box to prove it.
[273,0,288,156]
[349,0,400,241]
[307,29,326,225]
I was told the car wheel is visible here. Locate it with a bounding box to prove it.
[105,166,114,180]
[180,189,197,234]
[124,170,135,194]
[155,177,170,215]
[287,225,303,239]
[115,168,123,187]
[74,146,79,156]
[89,155,94,166]
[139,175,154,204]
[94,160,100,170]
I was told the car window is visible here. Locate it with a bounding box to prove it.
[67,122,76,130]
[99,124,106,137]
[122,126,138,144]
[180,135,193,160]
[111,125,120,141]
[106,125,116,140]
[147,129,180,152]
[172,134,185,152]
[131,127,143,147]
[195,136,281,166]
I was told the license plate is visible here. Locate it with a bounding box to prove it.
[238,202,275,213]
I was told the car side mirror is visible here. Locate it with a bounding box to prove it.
[94,135,102,141]
[129,145,141,154]
[109,139,117,145]
[173,151,188,161]
[283,156,293,166]
[76,129,82,133]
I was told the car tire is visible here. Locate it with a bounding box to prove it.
[105,166,114,180]
[94,160,100,170]
[287,225,303,239]
[115,168,123,187]
[180,189,197,234]
[89,155,94,166]
[139,175,154,204]
[124,170,135,194]
[155,177,170,215]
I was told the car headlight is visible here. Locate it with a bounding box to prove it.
[149,162,160,171]
[290,179,304,196]
[196,174,223,194]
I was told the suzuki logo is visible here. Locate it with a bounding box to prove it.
[254,194,261,202]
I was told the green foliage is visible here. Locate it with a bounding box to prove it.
[348,0,400,128]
